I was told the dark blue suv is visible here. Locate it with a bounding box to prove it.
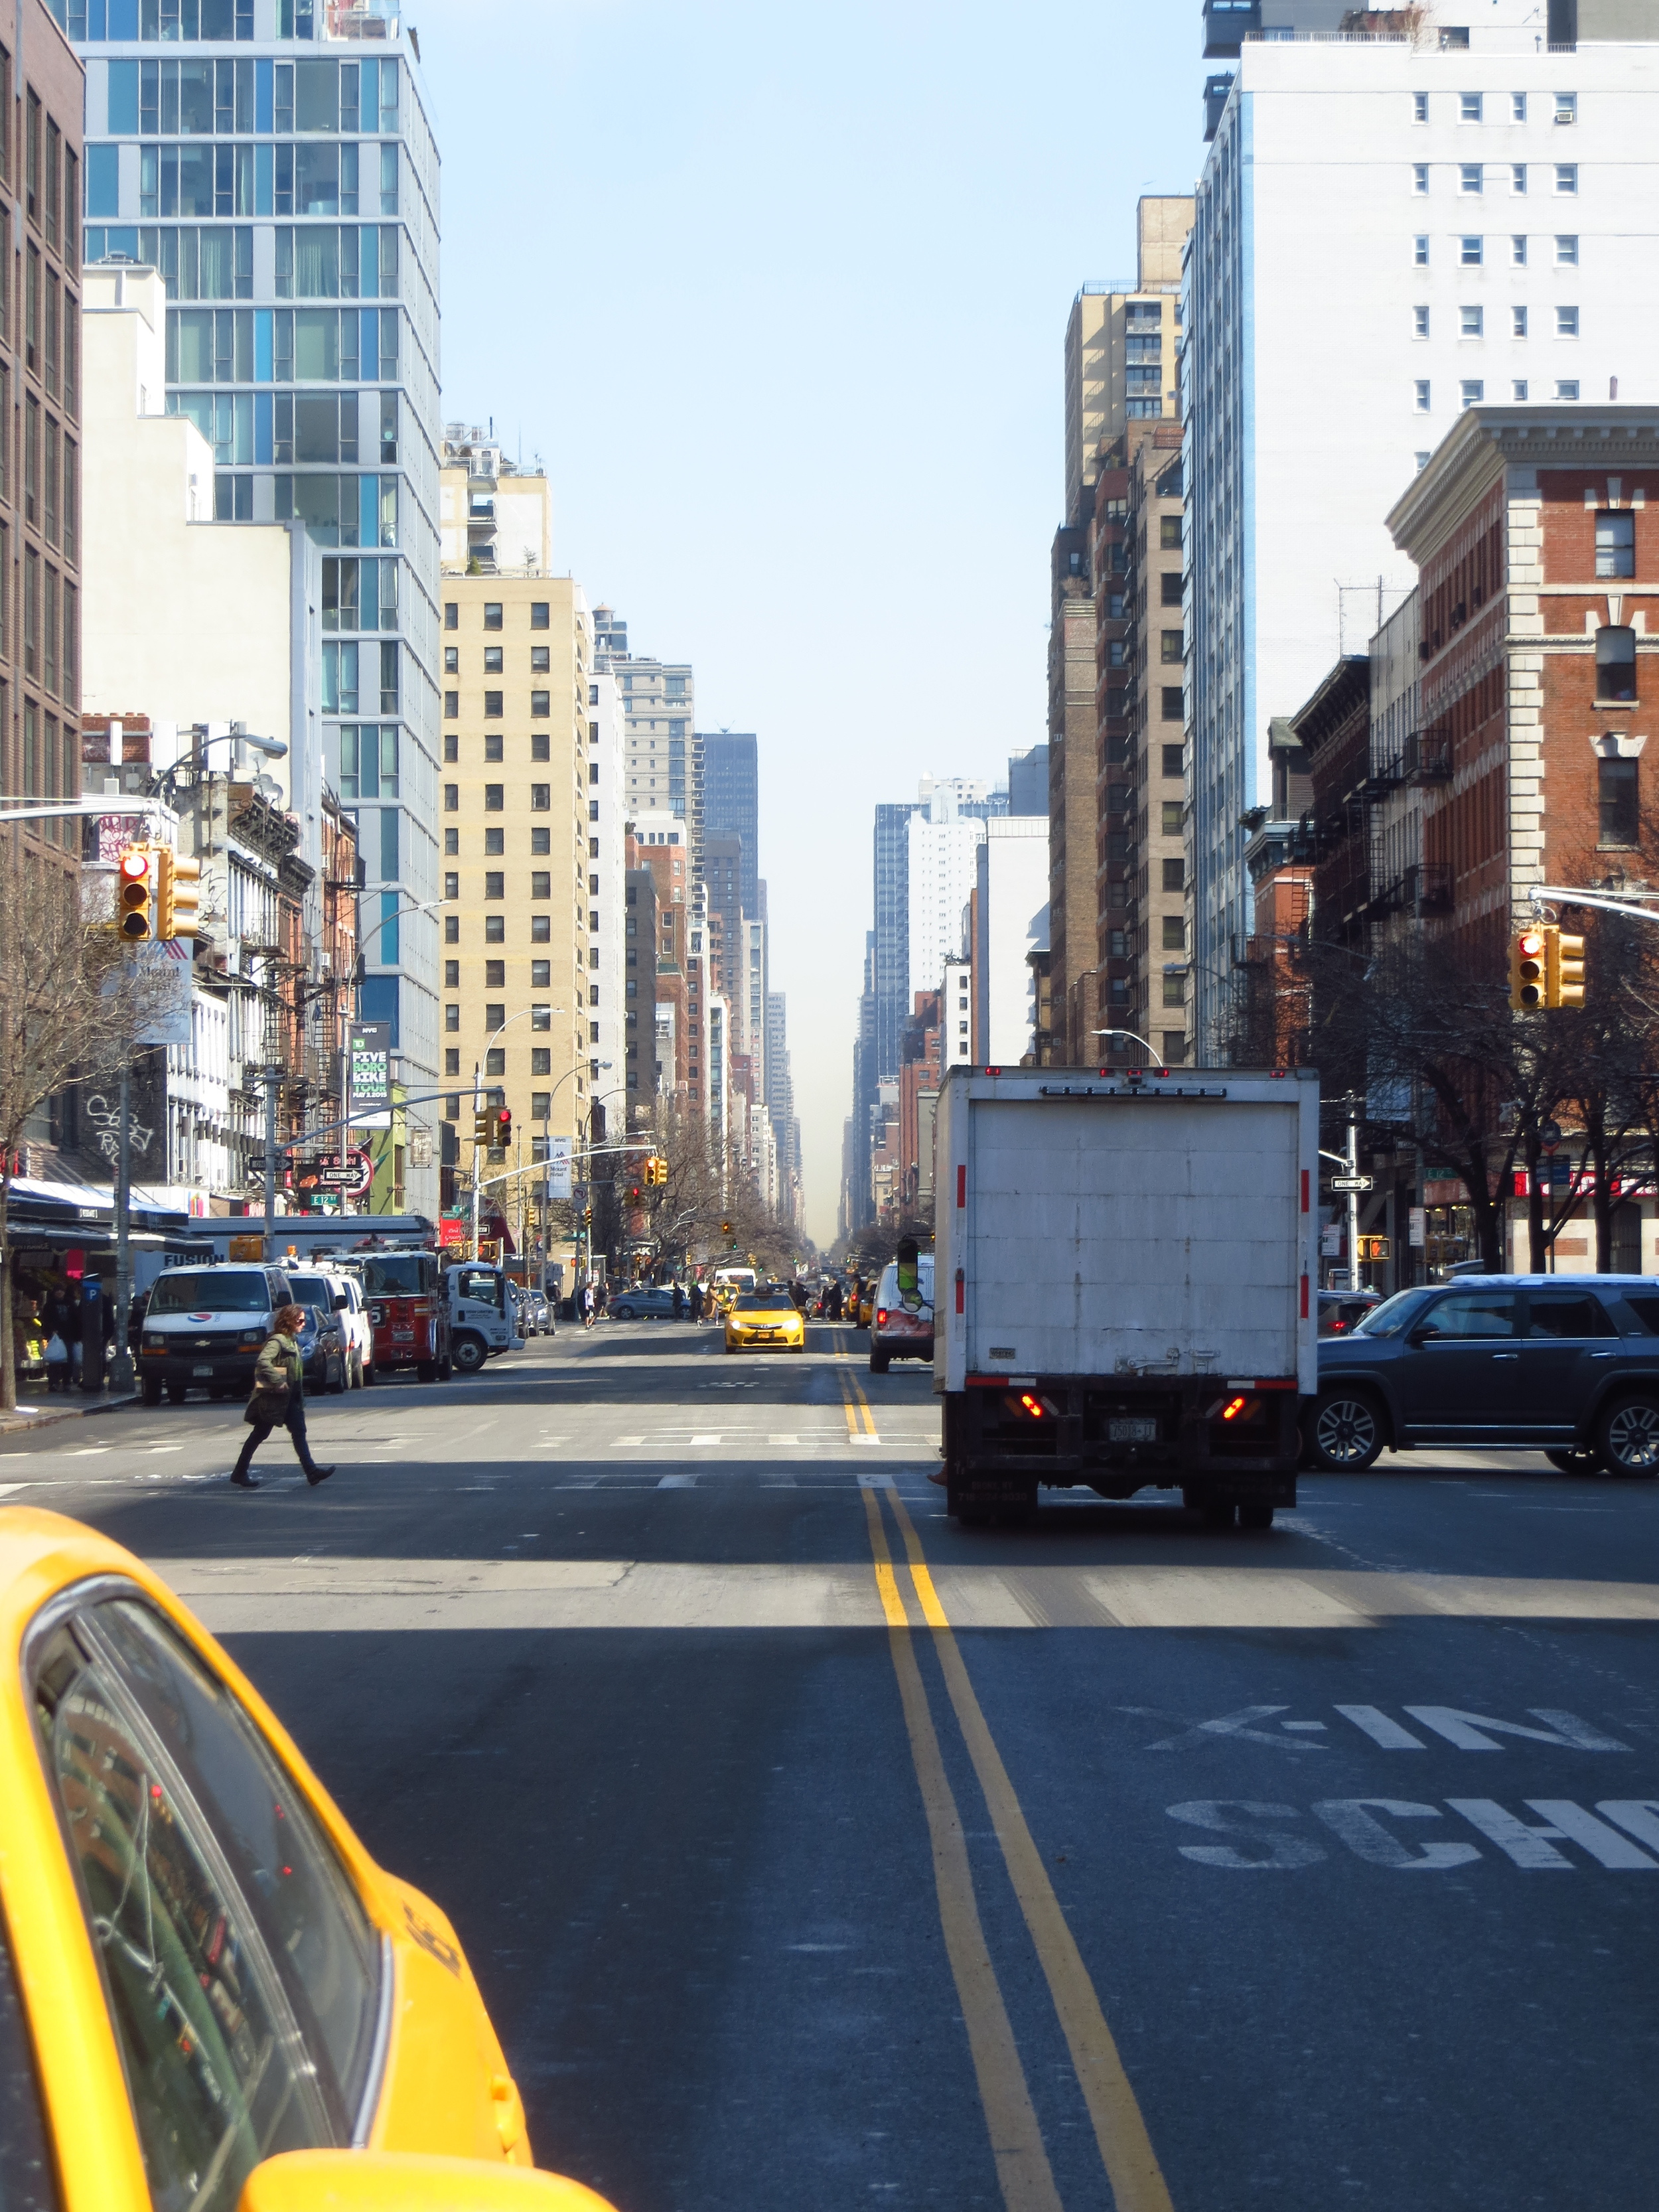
[1307,1276,1659,1478]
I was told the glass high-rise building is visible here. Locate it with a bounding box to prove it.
[58,0,441,1210]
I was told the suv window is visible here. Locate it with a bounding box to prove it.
[0,1907,57,2211]
[1527,1291,1617,1338]
[34,1619,335,2209]
[1621,1295,1659,1335]
[1420,1291,1520,1338]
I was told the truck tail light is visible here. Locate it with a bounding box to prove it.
[956,1165,966,1209]
[1019,1393,1044,1419]
[1220,1394,1248,1422]
[1300,1274,1309,1320]
[955,1268,964,1315]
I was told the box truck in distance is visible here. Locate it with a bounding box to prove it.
[934,1065,1320,1527]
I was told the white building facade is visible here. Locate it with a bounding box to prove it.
[906,785,986,1007]
[1188,2,1659,1051]
[587,663,626,1117]
[972,817,1050,1064]
[941,954,973,1069]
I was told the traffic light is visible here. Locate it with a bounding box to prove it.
[654,1153,668,1185]
[1358,1235,1392,1262]
[642,1156,658,1187]
[626,1181,642,1203]
[1510,927,1548,1010]
[720,1219,733,1236]
[1549,929,1586,1009]
[116,846,157,940]
[494,1106,513,1147]
[157,849,201,939]
[472,1108,491,1145]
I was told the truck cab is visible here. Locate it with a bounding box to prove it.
[359,1250,451,1383]
[445,1262,526,1374]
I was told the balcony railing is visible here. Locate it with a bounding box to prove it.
[1404,729,1453,784]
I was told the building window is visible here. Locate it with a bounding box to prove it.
[444,1048,459,1076]
[1415,451,1431,473]
[1461,379,1484,406]
[1413,234,1429,266]
[445,601,457,628]
[485,827,504,855]
[1512,92,1526,122]
[483,645,503,674]
[1595,623,1637,699]
[443,734,458,763]
[532,733,550,761]
[1460,91,1482,123]
[483,733,503,763]
[1513,305,1528,337]
[484,871,504,900]
[445,960,459,986]
[485,915,505,944]
[484,690,503,718]
[1554,164,1577,193]
[1160,572,1182,607]
[1512,380,1529,401]
[531,602,549,628]
[1162,857,1184,893]
[531,783,550,810]
[443,782,457,810]
[444,914,458,943]
[1415,379,1432,412]
[1461,305,1483,337]
[1511,165,1526,194]
[444,690,457,718]
[1512,234,1528,265]
[1162,743,1184,776]
[1599,756,1638,848]
[530,915,550,943]
[531,998,551,1025]
[532,646,551,673]
[1413,91,1428,122]
[1596,512,1636,579]
[1161,686,1183,721]
[1159,630,1183,664]
[1162,915,1186,950]
[484,601,502,630]
[1161,801,1183,835]
[1555,304,1579,337]
[486,962,506,990]
[1556,379,1580,401]
[484,1049,504,1078]
[1413,304,1430,338]
[1555,234,1578,264]
[531,690,550,715]
[1413,163,1429,194]
[1556,92,1577,125]
[1161,976,1186,1008]
[1460,236,1483,265]
[1459,164,1482,194]
[443,870,458,899]
[484,782,504,810]
[532,871,551,899]
[532,1049,551,1078]
[444,1003,459,1032]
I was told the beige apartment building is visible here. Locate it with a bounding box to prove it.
[1050,195,1193,1067]
[438,436,595,1248]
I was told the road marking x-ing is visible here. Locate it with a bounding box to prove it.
[863,1483,1176,2212]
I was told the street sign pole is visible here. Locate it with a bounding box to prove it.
[1347,1111,1361,1294]
[109,1059,134,1394]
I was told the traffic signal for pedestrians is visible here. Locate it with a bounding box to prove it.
[1549,929,1586,1009]
[1358,1235,1392,1262]
[1510,927,1548,1009]
[472,1107,490,1145]
[116,846,157,939]
[157,849,201,939]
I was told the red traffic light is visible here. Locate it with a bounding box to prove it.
[496,1107,512,1143]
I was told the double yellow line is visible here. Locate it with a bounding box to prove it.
[837,1366,878,1439]
[848,1372,1175,2212]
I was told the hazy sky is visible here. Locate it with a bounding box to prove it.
[418,0,1205,1246]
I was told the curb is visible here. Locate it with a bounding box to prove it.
[0,1392,141,1438]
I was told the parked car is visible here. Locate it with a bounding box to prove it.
[869,1253,934,1373]
[610,1285,679,1321]
[0,1507,622,2211]
[521,1286,552,1336]
[138,1263,295,1407]
[321,1266,374,1386]
[283,1272,350,1395]
[723,1287,806,1355]
[1317,1289,1382,1338]
[1305,1275,1659,1477]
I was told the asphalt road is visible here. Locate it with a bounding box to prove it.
[5,1322,1659,2211]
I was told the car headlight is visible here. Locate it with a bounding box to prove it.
[142,1334,167,1351]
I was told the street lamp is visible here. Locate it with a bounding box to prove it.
[332,894,450,1215]
[470,1005,566,1260]
[538,1059,609,1298]
[1092,1027,1166,1068]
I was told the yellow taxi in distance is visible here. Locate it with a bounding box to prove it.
[0,1507,618,2212]
[723,1287,806,1354]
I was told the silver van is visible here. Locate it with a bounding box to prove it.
[139,1263,294,1406]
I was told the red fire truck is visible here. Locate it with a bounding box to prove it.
[359,1247,453,1380]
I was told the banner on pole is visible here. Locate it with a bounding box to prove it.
[543,1134,573,1201]
[348,1021,392,1128]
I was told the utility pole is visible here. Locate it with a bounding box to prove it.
[540,1100,550,1301]
[263,1063,279,1254]
[109,1059,134,1393]
[470,1059,482,1260]
[1347,1108,1362,1294]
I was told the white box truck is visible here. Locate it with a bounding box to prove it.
[934,1064,1320,1528]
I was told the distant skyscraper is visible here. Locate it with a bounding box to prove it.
[69,0,443,1208]
[1007,744,1048,817]
[702,729,758,917]
[594,603,701,875]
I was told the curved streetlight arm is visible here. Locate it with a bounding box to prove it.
[1091,1028,1166,1068]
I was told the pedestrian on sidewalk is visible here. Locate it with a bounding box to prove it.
[44,1331,68,1393]
[689,1282,703,1323]
[672,1281,685,1321]
[232,1305,335,1492]
[580,1280,595,1329]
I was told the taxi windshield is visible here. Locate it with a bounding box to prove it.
[734,1293,792,1312]
[148,1270,270,1315]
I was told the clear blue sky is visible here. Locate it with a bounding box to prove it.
[419,0,1206,1247]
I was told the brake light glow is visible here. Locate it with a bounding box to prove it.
[876,1308,889,1327]
[1020,1394,1044,1418]
[1220,1395,1248,1422]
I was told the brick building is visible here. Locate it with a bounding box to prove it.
[1387,406,1659,965]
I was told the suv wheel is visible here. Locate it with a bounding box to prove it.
[1595,1396,1659,1478]
[1309,1389,1384,1473]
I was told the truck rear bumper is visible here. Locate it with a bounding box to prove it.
[944,1378,1299,1504]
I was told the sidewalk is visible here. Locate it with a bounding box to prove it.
[0,1389,139,1437]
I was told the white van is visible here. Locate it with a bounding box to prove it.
[446,1262,526,1374]
[869,1252,935,1374]
[139,1262,295,1406]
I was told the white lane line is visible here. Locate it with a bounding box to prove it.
[0,1483,26,1501]
[688,1434,723,1445]
[66,1447,109,1457]
[657,1474,696,1489]
[611,1437,646,1447]
[146,1446,184,1454]
[857,1471,895,1490]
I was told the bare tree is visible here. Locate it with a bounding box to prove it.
[0,844,168,1411]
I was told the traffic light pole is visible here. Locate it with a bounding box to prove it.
[109,1060,134,1394]
[470,1061,482,1262]
[263,1066,279,1247]
[1346,1110,1362,1296]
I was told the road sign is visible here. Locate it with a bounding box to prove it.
[1331,1175,1374,1192]
[1540,1119,1562,1154]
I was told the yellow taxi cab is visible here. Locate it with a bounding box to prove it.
[723,1286,806,1355]
[856,1284,875,1330]
[0,1507,617,2212]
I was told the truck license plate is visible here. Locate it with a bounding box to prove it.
[193,1364,213,1376]
[1109,1418,1157,1443]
